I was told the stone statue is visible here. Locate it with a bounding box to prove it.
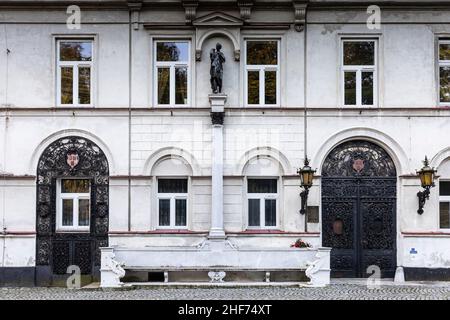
[210,43,225,94]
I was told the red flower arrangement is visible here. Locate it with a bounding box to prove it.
[290,238,312,248]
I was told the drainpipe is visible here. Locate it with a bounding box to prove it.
[1,24,10,266]
[303,9,308,233]
[127,7,133,232]
[127,1,142,232]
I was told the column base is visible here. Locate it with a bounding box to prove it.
[208,229,226,240]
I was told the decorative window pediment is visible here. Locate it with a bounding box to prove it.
[192,12,244,27]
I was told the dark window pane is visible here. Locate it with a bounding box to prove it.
[159,199,170,226]
[61,67,73,104]
[78,67,91,104]
[248,199,260,226]
[62,199,73,226]
[265,71,276,104]
[440,66,450,103]
[343,41,375,65]
[62,179,90,193]
[60,41,92,61]
[78,199,90,226]
[440,202,450,228]
[361,71,373,105]
[175,199,187,226]
[440,181,450,196]
[247,71,259,104]
[440,43,450,61]
[344,71,356,105]
[158,179,188,193]
[156,42,189,62]
[248,179,277,193]
[247,41,278,65]
[157,68,170,104]
[175,66,188,105]
[264,199,276,227]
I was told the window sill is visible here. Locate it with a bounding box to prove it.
[55,230,90,233]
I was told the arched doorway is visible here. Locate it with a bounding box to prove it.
[321,140,397,278]
[36,136,109,285]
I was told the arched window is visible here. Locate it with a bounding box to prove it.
[152,156,192,229]
[244,157,283,230]
[438,160,450,229]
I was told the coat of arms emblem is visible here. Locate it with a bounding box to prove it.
[66,151,79,169]
[352,159,365,173]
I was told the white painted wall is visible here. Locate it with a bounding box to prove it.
[1,5,450,273]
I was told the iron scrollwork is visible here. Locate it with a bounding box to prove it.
[322,140,397,278]
[36,136,109,275]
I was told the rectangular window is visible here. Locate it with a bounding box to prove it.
[439,40,450,104]
[157,178,188,228]
[439,181,450,229]
[342,39,376,107]
[247,179,278,228]
[57,179,90,231]
[245,40,279,106]
[154,41,190,106]
[57,39,93,106]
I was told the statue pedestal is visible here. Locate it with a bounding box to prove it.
[209,94,227,113]
[209,94,226,239]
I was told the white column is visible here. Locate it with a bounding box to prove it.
[209,94,227,239]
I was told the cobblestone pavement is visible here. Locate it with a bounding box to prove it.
[0,282,450,300]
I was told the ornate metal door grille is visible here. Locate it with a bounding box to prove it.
[36,136,109,277]
[321,140,397,278]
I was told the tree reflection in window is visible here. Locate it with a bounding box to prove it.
[155,41,190,106]
[246,40,279,105]
[58,40,93,105]
[342,40,376,106]
[60,42,92,61]
[343,41,374,66]
[157,42,188,62]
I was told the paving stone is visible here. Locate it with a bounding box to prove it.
[0,283,449,300]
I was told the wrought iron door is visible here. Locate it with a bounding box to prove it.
[321,141,397,278]
[36,137,109,280]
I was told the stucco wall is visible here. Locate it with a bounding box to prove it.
[1,5,450,274]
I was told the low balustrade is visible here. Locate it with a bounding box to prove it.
[100,240,331,287]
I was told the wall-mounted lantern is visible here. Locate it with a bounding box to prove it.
[416,156,437,215]
[298,158,316,215]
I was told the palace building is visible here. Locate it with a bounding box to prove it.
[1,0,450,286]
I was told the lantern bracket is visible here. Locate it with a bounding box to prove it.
[299,188,309,215]
[417,186,431,215]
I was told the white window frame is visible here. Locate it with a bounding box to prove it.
[153,40,191,107]
[246,178,278,230]
[156,178,188,229]
[244,39,280,107]
[341,39,377,107]
[56,38,94,107]
[439,180,450,230]
[56,179,90,232]
[438,39,450,106]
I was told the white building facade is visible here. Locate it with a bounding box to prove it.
[1,0,450,286]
